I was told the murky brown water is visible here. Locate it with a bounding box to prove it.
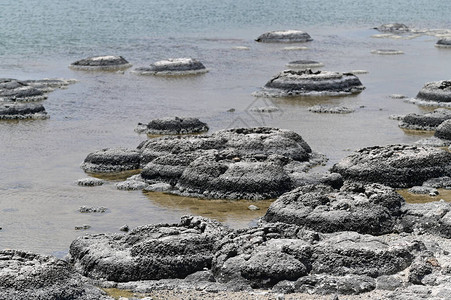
[1,27,451,256]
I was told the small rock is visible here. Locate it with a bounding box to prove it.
[133,58,208,76]
[390,94,408,99]
[374,23,410,33]
[77,177,105,186]
[79,206,107,213]
[248,205,260,211]
[119,224,129,232]
[371,49,404,55]
[75,224,91,230]
[408,186,439,196]
[436,38,451,48]
[144,182,173,192]
[134,116,209,135]
[256,30,313,43]
[227,108,235,112]
[308,105,355,114]
[70,55,132,71]
[250,106,280,113]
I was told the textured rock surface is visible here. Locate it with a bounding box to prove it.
[436,38,451,48]
[0,103,48,120]
[135,117,209,135]
[0,78,47,102]
[416,80,451,103]
[399,108,451,131]
[374,23,410,33]
[256,30,313,43]
[77,177,105,186]
[308,105,355,114]
[70,55,131,71]
[133,58,207,75]
[0,249,111,300]
[83,127,326,200]
[255,69,365,97]
[435,119,451,140]
[331,144,451,188]
[263,183,403,235]
[69,216,231,282]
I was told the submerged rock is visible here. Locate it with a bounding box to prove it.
[69,216,230,282]
[256,30,313,43]
[435,119,451,140]
[371,49,404,55]
[398,108,451,131]
[77,177,105,186]
[0,78,47,102]
[436,38,451,48]
[286,60,324,68]
[70,55,132,71]
[308,105,355,114]
[331,144,451,188]
[0,249,111,300]
[23,78,77,92]
[255,69,365,97]
[416,80,451,103]
[263,183,403,235]
[0,102,48,120]
[135,117,209,135]
[374,23,410,33]
[133,58,208,75]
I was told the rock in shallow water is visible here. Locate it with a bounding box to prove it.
[436,38,451,48]
[308,105,355,114]
[398,108,451,131]
[133,58,208,75]
[254,69,365,97]
[256,30,313,43]
[371,49,404,55]
[81,148,141,173]
[416,80,451,103]
[70,55,132,71]
[0,102,48,120]
[0,78,47,102]
[135,116,209,135]
[0,249,111,300]
[331,144,451,188]
[374,23,411,33]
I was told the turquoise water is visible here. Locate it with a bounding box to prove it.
[0,0,451,255]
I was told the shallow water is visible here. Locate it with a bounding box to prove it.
[1,0,451,256]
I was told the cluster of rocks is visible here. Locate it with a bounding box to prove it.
[254,69,365,97]
[81,127,330,200]
[135,117,209,135]
[0,78,75,120]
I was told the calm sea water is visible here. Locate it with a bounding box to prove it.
[1,0,451,256]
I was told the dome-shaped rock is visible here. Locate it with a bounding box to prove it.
[70,55,131,71]
[331,144,451,188]
[435,119,451,140]
[256,30,313,43]
[135,116,209,135]
[399,108,451,131]
[416,80,451,103]
[435,38,451,48]
[81,148,141,173]
[0,78,47,102]
[256,69,365,97]
[133,58,208,75]
[0,103,48,120]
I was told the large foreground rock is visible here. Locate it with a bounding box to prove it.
[135,116,209,135]
[133,58,208,75]
[263,183,403,235]
[255,69,365,97]
[82,127,327,199]
[70,55,132,71]
[331,144,451,188]
[69,216,230,282]
[416,80,451,103]
[256,30,313,43]
[398,108,451,131]
[0,249,111,300]
[0,103,48,120]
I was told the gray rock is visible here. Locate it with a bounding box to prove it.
[119,224,129,232]
[308,105,355,114]
[286,60,324,68]
[263,183,403,235]
[248,205,260,211]
[77,177,105,186]
[376,275,404,291]
[116,175,148,190]
[399,108,451,131]
[144,182,173,192]
[133,58,207,75]
[293,274,376,295]
[416,80,451,103]
[79,206,107,213]
[135,117,209,135]
[0,78,47,102]
[256,30,313,43]
[81,148,141,173]
[331,144,451,188]
[436,38,451,48]
[75,224,91,230]
[23,78,77,92]
[408,186,439,196]
[0,249,111,300]
[0,102,48,120]
[435,119,451,140]
[423,176,451,189]
[69,216,231,282]
[255,69,365,97]
[70,55,132,71]
[408,256,438,285]
[374,23,410,33]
